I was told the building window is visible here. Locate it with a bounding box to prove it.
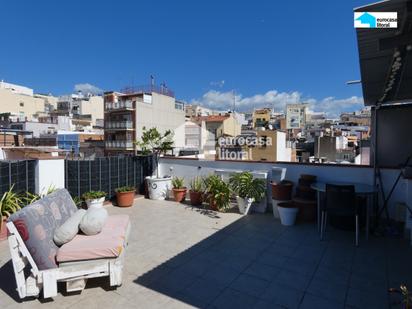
[19,102,24,107]
[175,102,184,110]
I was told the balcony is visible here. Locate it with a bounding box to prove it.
[105,100,135,111]
[105,140,134,149]
[105,121,134,130]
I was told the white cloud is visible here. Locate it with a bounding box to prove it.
[209,80,225,88]
[191,89,363,118]
[74,83,103,95]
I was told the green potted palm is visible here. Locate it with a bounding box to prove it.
[171,177,187,202]
[189,177,203,206]
[204,175,231,212]
[0,186,23,240]
[229,172,266,215]
[115,186,135,207]
[135,127,174,200]
[82,191,106,209]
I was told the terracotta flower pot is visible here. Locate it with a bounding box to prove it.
[173,188,187,203]
[189,190,203,206]
[271,180,293,201]
[116,191,135,207]
[0,218,8,241]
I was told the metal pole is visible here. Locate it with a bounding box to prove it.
[25,160,28,192]
[108,157,111,196]
[133,158,136,188]
[89,160,92,192]
[77,160,80,197]
[117,156,120,189]
[8,162,11,190]
[126,157,128,186]
[99,157,102,191]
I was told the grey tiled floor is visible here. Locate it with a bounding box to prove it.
[0,199,411,309]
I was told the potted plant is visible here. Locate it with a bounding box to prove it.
[189,177,203,206]
[229,172,266,215]
[115,186,135,207]
[0,186,23,240]
[82,191,106,209]
[204,175,231,212]
[277,201,299,226]
[135,127,174,200]
[171,177,187,202]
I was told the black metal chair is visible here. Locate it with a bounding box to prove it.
[320,184,360,246]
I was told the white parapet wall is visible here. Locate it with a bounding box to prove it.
[35,159,65,195]
[159,157,408,217]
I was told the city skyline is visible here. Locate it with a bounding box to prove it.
[0,0,371,117]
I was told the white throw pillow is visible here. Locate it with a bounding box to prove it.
[79,207,108,236]
[54,209,87,246]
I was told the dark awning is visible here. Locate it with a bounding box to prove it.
[354,0,412,106]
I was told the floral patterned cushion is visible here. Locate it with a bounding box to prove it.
[8,189,78,270]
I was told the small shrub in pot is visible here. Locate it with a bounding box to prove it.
[172,177,187,203]
[82,191,106,209]
[189,177,203,206]
[115,186,136,207]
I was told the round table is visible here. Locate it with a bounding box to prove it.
[311,181,377,240]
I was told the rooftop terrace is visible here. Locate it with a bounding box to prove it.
[1,197,411,309]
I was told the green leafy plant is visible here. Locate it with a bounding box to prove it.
[115,186,135,193]
[203,175,231,211]
[229,172,266,202]
[135,127,174,178]
[172,177,185,189]
[190,177,203,193]
[0,185,23,227]
[72,196,83,208]
[82,191,106,201]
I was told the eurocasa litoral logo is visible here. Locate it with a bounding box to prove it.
[354,12,397,28]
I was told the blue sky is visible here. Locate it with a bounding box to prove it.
[0,0,371,116]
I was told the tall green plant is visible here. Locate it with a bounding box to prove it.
[203,175,231,211]
[172,177,185,189]
[0,185,23,227]
[134,127,174,178]
[229,172,266,202]
[190,177,203,193]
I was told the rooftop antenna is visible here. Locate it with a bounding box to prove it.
[150,75,155,91]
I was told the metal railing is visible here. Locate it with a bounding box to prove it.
[105,121,133,129]
[105,140,134,149]
[105,100,134,111]
[120,84,175,98]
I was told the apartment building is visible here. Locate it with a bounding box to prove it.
[56,93,104,126]
[104,87,185,155]
[286,103,308,129]
[0,81,57,121]
[252,108,271,128]
[248,130,292,162]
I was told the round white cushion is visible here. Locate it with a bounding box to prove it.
[54,209,87,246]
[79,207,108,235]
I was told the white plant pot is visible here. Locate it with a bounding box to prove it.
[146,176,172,200]
[86,197,105,209]
[272,199,292,219]
[278,205,298,226]
[236,196,254,215]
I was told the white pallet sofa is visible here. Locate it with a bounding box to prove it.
[6,189,130,299]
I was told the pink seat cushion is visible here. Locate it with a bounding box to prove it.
[56,215,130,263]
